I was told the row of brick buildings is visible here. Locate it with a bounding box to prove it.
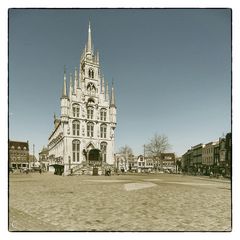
[9,140,37,169]
[181,132,231,177]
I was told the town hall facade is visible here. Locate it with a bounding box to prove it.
[48,23,117,175]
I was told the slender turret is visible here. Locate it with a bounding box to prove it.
[74,67,78,93]
[96,51,99,63]
[105,79,109,101]
[87,21,92,54]
[60,66,69,122]
[101,74,105,94]
[110,79,116,108]
[62,66,67,97]
[110,79,117,125]
[69,73,73,97]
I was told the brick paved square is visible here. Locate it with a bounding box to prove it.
[9,173,231,231]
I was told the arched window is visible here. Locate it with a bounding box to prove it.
[100,108,107,121]
[72,104,80,117]
[87,98,95,107]
[100,142,107,162]
[72,140,80,162]
[87,106,94,119]
[87,122,94,137]
[100,124,107,138]
[72,120,80,136]
[87,82,96,96]
[88,68,94,79]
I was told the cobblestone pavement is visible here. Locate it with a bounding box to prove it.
[9,173,231,231]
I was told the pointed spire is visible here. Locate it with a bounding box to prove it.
[54,113,56,120]
[87,21,92,53]
[105,79,109,101]
[110,79,116,107]
[74,67,78,93]
[101,74,105,94]
[96,51,99,63]
[69,72,73,96]
[62,65,67,97]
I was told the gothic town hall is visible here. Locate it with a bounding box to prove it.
[48,23,117,175]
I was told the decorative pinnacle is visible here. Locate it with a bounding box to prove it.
[110,78,116,107]
[62,65,67,97]
[105,79,109,101]
[87,21,92,53]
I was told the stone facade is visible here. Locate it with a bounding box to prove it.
[48,23,117,175]
[202,141,218,175]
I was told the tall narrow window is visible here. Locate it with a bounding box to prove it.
[87,107,94,119]
[100,142,107,162]
[72,120,80,136]
[72,104,80,117]
[100,124,107,138]
[87,122,94,137]
[72,140,80,162]
[88,68,94,79]
[100,108,107,121]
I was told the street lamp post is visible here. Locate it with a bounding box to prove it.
[33,144,35,167]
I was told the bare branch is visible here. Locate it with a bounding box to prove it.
[118,145,133,156]
[144,133,171,172]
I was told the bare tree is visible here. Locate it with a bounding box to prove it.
[118,145,133,156]
[145,133,171,172]
[118,145,133,171]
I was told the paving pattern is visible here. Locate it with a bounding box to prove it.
[9,173,231,231]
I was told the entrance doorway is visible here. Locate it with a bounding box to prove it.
[88,149,101,176]
[89,149,101,161]
[93,167,98,176]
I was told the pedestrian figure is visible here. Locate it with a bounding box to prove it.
[39,168,42,174]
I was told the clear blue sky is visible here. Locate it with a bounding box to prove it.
[9,9,231,157]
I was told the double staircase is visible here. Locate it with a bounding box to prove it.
[66,162,114,176]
